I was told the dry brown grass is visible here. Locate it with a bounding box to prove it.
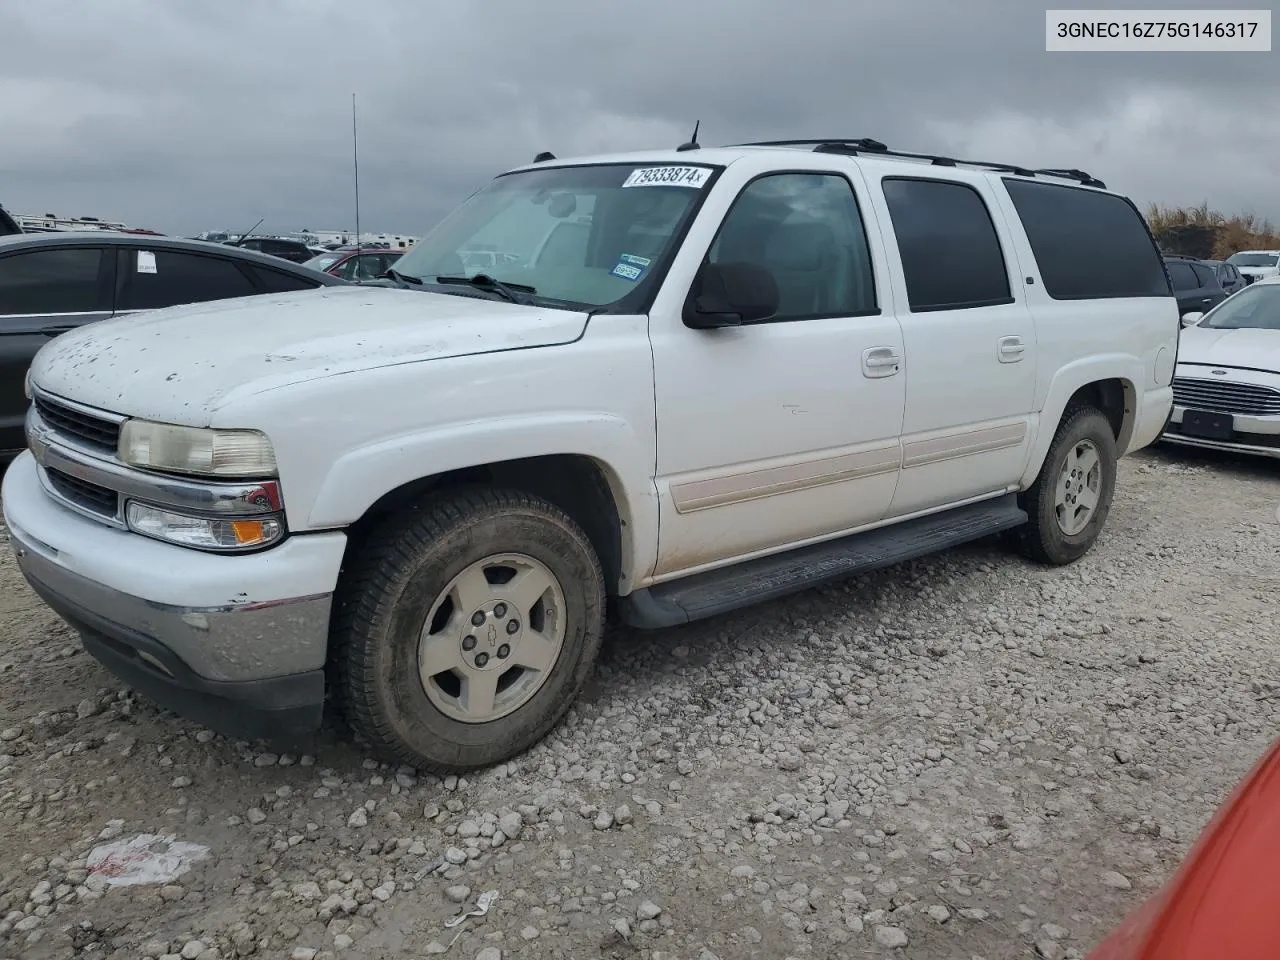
[1146,203,1280,259]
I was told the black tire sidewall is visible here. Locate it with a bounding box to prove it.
[369,505,603,767]
[1034,411,1118,563]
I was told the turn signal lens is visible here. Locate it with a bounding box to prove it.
[126,502,282,551]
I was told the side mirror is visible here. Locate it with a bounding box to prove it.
[1180,311,1204,327]
[683,261,779,330]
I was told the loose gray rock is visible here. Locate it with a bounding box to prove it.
[1101,871,1132,890]
[498,812,524,840]
[875,926,909,949]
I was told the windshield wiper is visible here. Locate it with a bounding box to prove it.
[434,273,535,305]
[382,267,422,287]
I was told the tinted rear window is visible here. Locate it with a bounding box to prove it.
[1002,178,1169,300]
[1190,263,1217,287]
[120,250,259,310]
[252,266,321,292]
[881,178,1012,312]
[1166,262,1198,291]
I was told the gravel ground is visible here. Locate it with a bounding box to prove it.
[1,445,1277,960]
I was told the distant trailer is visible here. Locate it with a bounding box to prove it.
[16,213,130,232]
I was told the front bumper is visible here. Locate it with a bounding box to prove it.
[3,452,347,741]
[1162,406,1280,460]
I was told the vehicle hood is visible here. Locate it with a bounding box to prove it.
[30,286,589,423]
[1238,266,1279,277]
[1177,326,1280,372]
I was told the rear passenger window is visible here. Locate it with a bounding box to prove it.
[881,178,1012,312]
[252,267,319,293]
[1190,263,1217,287]
[709,173,877,321]
[1002,178,1169,300]
[1166,262,1198,291]
[120,251,259,310]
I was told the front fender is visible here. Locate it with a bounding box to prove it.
[1019,354,1143,488]
[305,412,659,590]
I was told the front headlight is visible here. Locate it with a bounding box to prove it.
[126,502,283,550]
[119,420,277,477]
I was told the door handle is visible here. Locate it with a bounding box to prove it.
[862,346,901,378]
[997,335,1025,363]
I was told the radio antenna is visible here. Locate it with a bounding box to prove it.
[352,93,362,254]
[677,120,701,152]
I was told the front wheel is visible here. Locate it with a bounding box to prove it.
[1014,407,1118,565]
[331,488,606,772]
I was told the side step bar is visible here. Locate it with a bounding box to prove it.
[618,494,1027,629]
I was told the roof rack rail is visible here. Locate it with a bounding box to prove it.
[731,139,1106,189]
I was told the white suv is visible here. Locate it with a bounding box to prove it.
[4,138,1177,772]
[1226,250,1280,285]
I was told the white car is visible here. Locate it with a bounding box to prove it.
[1165,276,1280,458]
[4,138,1177,772]
[1226,250,1280,285]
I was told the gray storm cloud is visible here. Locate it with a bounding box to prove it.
[1,0,1275,236]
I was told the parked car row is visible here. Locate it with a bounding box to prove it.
[5,137,1180,773]
[0,136,1270,780]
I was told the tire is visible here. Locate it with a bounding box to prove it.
[330,487,606,773]
[1014,407,1118,565]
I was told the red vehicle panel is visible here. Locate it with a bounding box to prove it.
[1088,738,1280,959]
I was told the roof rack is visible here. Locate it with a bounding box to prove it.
[731,139,1107,190]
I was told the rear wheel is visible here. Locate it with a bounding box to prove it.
[1015,407,1118,565]
[331,488,606,772]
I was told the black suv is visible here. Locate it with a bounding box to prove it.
[1163,254,1228,316]
[228,236,314,263]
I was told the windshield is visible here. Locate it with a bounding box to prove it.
[1201,282,1280,331]
[304,253,342,272]
[393,162,718,310]
[1226,252,1279,267]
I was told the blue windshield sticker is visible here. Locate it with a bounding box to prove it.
[611,256,648,282]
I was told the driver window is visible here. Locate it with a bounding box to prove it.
[708,173,878,321]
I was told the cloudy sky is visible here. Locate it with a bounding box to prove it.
[1,0,1275,237]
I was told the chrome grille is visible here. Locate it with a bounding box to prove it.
[45,467,120,518]
[33,396,120,452]
[1173,377,1280,417]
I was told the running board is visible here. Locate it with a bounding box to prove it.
[619,494,1027,629]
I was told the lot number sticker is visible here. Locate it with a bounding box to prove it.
[622,166,711,189]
